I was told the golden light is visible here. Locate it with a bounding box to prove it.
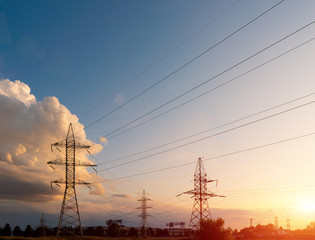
[298,200,315,213]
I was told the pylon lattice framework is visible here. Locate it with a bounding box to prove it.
[178,157,225,231]
[39,213,47,237]
[47,123,96,238]
[137,190,152,237]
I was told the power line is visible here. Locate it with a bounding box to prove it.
[96,91,315,166]
[106,37,315,140]
[92,20,314,145]
[78,0,241,121]
[90,99,315,174]
[219,185,315,194]
[82,0,285,132]
[90,132,315,183]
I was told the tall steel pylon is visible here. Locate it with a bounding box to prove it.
[137,190,152,237]
[177,157,225,231]
[39,213,47,237]
[48,123,96,238]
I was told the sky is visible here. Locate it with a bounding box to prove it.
[0,0,315,231]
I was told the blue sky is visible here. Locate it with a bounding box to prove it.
[1,0,315,231]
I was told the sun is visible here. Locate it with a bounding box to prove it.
[299,201,315,213]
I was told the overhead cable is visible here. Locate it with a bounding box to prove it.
[83,0,285,132]
[92,20,314,145]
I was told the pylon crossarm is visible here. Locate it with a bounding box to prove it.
[76,161,97,167]
[207,179,218,187]
[47,158,65,165]
[51,179,65,189]
[51,141,66,151]
[51,140,90,150]
[177,189,195,197]
[75,143,91,149]
[47,158,96,168]
[75,179,91,187]
[205,192,226,198]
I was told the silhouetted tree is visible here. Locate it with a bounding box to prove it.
[162,228,169,237]
[307,221,315,232]
[13,226,23,237]
[3,223,11,236]
[95,226,104,236]
[197,218,232,240]
[52,227,58,236]
[107,222,120,237]
[24,225,34,237]
[84,226,95,236]
[148,227,155,237]
[239,226,254,238]
[35,226,49,237]
[128,227,138,237]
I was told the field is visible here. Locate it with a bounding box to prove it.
[0,237,188,240]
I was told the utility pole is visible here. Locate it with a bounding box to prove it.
[177,157,225,231]
[250,218,253,228]
[48,123,96,238]
[137,190,152,237]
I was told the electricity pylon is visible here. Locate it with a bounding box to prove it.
[39,213,47,237]
[137,190,152,237]
[48,123,96,238]
[177,157,225,231]
[287,218,291,230]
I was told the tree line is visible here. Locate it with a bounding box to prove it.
[0,223,172,238]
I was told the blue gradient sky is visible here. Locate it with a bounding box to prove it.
[1,0,315,231]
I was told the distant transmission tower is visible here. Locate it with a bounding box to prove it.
[39,213,47,236]
[137,190,152,237]
[177,157,225,231]
[275,217,278,230]
[48,123,96,238]
[287,218,291,230]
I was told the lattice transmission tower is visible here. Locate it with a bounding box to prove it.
[39,213,47,237]
[137,190,152,237]
[177,157,225,231]
[48,123,96,238]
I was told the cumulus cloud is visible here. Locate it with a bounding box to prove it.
[99,136,109,146]
[0,79,104,202]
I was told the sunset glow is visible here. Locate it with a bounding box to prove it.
[0,1,315,237]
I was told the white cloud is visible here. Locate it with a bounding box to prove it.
[0,79,105,202]
[99,136,109,146]
[0,79,35,107]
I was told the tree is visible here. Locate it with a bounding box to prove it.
[148,227,155,237]
[156,228,163,237]
[107,222,120,237]
[3,223,11,236]
[13,226,23,237]
[24,225,34,237]
[84,227,95,236]
[128,227,138,237]
[95,226,104,236]
[307,221,315,232]
[162,228,169,237]
[198,218,232,240]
